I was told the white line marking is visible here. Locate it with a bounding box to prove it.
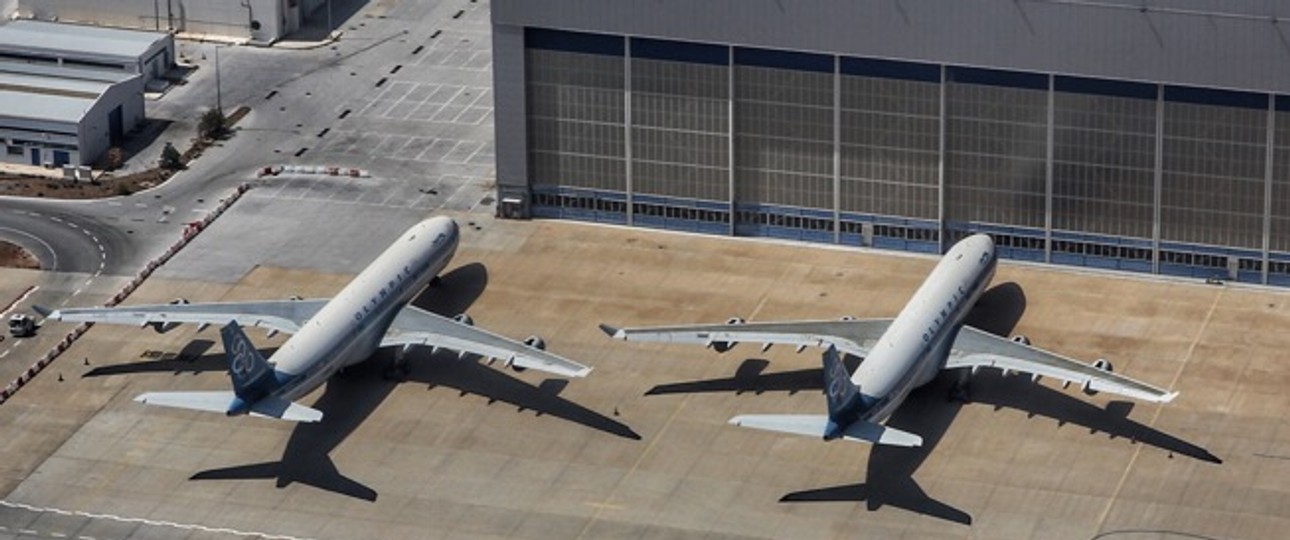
[52,532,67,538]
[0,226,59,271]
[0,501,318,540]
[0,351,9,359]
[49,216,62,223]
[20,530,37,535]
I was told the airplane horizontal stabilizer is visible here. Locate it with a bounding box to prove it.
[135,391,238,414]
[134,392,323,422]
[729,414,922,447]
[248,396,324,422]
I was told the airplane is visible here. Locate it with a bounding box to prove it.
[38,216,591,422]
[600,233,1176,446]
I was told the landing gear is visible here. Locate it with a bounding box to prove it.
[949,370,972,403]
[384,344,415,381]
[383,362,409,381]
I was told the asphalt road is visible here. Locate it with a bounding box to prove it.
[0,202,127,276]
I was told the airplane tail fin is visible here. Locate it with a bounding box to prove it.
[220,321,279,405]
[822,345,864,439]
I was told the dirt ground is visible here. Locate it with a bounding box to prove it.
[0,168,169,199]
[0,240,39,270]
[0,106,251,200]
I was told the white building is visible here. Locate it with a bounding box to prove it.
[0,19,173,89]
[0,61,144,167]
[16,0,331,44]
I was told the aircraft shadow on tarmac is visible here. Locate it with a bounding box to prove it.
[642,283,1220,526]
[82,263,637,502]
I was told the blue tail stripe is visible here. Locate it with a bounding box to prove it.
[822,345,864,439]
[220,322,280,405]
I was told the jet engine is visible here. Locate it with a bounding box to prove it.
[1082,358,1113,395]
[710,317,744,353]
[152,298,189,333]
[513,335,546,372]
[1011,334,1031,346]
[453,313,474,326]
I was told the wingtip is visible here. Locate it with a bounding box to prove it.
[598,323,624,340]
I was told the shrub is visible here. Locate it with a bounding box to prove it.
[198,108,227,141]
[159,142,183,170]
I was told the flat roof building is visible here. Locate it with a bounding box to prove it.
[16,0,331,44]
[0,20,174,89]
[0,60,144,167]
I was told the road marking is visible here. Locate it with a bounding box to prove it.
[0,500,318,540]
[1092,288,1223,530]
[52,532,66,538]
[49,216,62,223]
[0,226,59,271]
[72,288,82,296]
[1,285,38,318]
[20,530,37,535]
[0,351,8,359]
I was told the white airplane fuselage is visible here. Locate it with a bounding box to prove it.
[851,234,997,423]
[268,217,460,402]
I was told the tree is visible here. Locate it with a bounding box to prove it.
[198,108,227,141]
[159,142,183,170]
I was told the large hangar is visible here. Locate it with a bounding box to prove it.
[491,0,1290,287]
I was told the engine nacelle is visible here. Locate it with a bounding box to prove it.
[1082,359,1113,395]
[151,298,188,334]
[513,335,546,372]
[710,317,744,353]
[453,313,474,326]
[1011,334,1031,346]
[839,315,856,321]
[523,335,546,351]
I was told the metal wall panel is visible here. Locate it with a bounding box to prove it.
[630,57,729,201]
[838,70,939,220]
[1272,108,1290,253]
[1051,88,1156,239]
[944,74,1047,228]
[733,64,833,210]
[526,47,626,192]
[493,24,529,193]
[1160,99,1266,249]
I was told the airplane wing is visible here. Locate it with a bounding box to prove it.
[599,318,892,358]
[38,299,329,335]
[381,305,592,378]
[945,325,1178,403]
